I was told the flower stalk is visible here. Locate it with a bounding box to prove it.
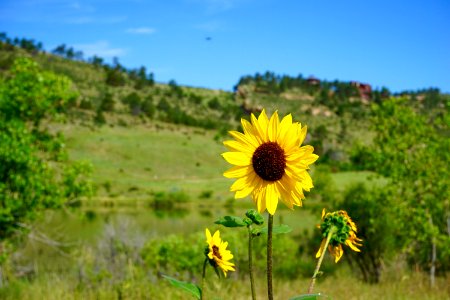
[201,258,208,300]
[267,214,274,300]
[247,225,257,300]
[308,226,337,294]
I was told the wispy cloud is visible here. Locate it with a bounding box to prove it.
[126,27,157,35]
[74,41,126,58]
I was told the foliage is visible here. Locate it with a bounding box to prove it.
[337,183,397,283]
[162,275,201,299]
[0,57,92,243]
[0,58,77,125]
[98,92,115,112]
[141,233,204,279]
[367,98,449,275]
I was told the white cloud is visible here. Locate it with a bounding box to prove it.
[126,27,157,35]
[74,41,126,58]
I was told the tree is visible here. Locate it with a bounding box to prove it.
[122,92,142,115]
[0,58,92,251]
[141,95,156,118]
[99,92,115,112]
[367,98,449,283]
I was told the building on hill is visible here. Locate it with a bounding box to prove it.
[306,76,320,85]
[351,81,372,100]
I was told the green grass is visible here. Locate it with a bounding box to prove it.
[60,121,231,198]
[331,171,388,191]
[59,120,384,202]
[1,271,448,300]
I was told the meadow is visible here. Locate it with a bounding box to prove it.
[0,39,448,299]
[0,121,447,299]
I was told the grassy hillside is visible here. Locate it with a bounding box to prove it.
[55,118,382,207]
[59,121,230,199]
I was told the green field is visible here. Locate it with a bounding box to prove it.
[60,120,381,201]
[1,42,448,300]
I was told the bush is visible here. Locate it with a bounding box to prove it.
[141,96,155,118]
[336,182,397,283]
[122,92,142,116]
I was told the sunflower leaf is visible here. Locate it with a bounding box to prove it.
[162,275,201,299]
[259,224,292,235]
[289,293,328,300]
[215,216,247,227]
[251,227,262,236]
[245,209,265,225]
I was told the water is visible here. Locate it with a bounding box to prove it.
[13,202,317,277]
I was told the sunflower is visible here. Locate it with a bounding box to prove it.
[222,109,319,215]
[316,209,363,263]
[205,228,235,277]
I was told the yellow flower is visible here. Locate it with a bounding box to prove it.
[316,209,363,263]
[205,228,235,277]
[222,110,319,215]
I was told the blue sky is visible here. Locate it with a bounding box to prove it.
[1,0,449,92]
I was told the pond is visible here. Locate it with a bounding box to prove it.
[12,201,318,281]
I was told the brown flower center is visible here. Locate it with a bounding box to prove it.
[212,245,222,259]
[252,142,286,181]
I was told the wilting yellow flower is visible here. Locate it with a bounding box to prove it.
[205,228,235,277]
[222,110,319,215]
[316,209,362,263]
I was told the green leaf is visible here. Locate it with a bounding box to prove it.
[214,216,246,227]
[245,209,264,225]
[243,217,253,226]
[251,227,262,237]
[290,293,328,300]
[260,224,292,235]
[162,275,201,299]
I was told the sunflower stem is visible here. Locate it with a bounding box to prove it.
[308,226,337,294]
[267,214,274,300]
[201,258,208,300]
[247,225,257,300]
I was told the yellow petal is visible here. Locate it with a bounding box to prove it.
[230,176,250,191]
[258,109,269,128]
[251,113,266,143]
[227,131,256,148]
[277,113,293,147]
[316,239,327,258]
[275,181,294,209]
[331,245,344,263]
[298,125,307,146]
[268,111,279,142]
[205,228,212,241]
[300,172,314,191]
[223,140,255,153]
[234,173,258,198]
[282,123,301,151]
[212,230,220,242]
[223,166,251,178]
[240,119,260,147]
[253,187,266,213]
[266,182,279,215]
[222,152,251,167]
[346,240,361,252]
[321,208,326,220]
[303,153,319,165]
